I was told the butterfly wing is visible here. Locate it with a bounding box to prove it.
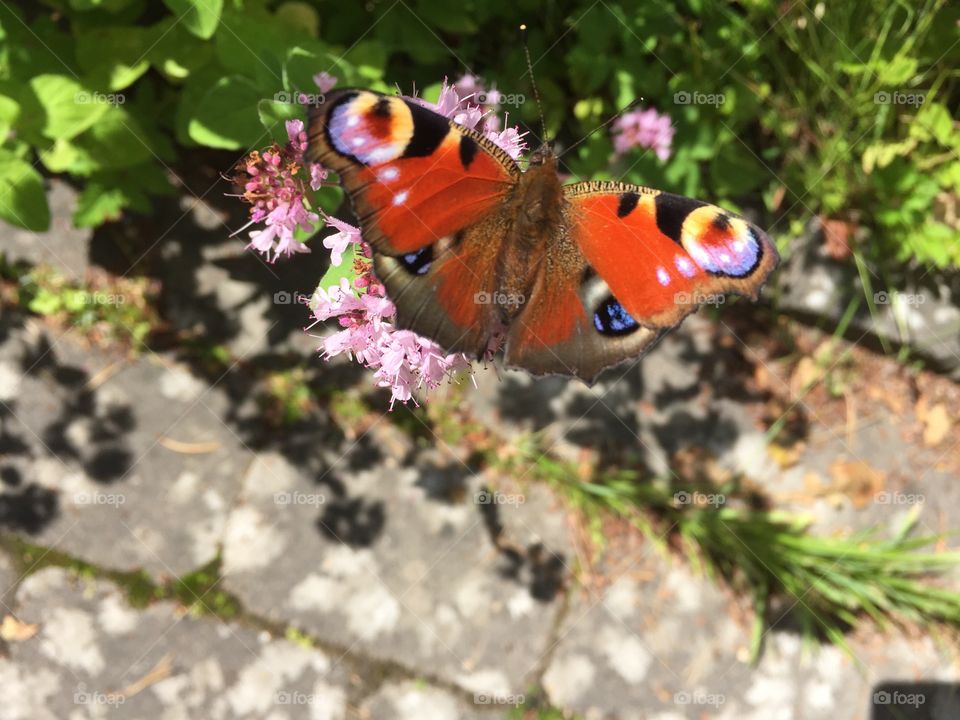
[307,89,520,354]
[505,181,778,382]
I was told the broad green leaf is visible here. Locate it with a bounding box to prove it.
[214,6,285,87]
[0,149,50,231]
[316,241,358,293]
[29,75,109,141]
[75,26,151,90]
[187,76,265,150]
[162,0,223,40]
[416,0,477,33]
[147,18,215,81]
[68,0,135,10]
[257,99,303,143]
[73,182,128,226]
[862,139,917,174]
[75,107,154,169]
[343,41,386,82]
[911,103,955,148]
[0,95,20,139]
[275,2,320,37]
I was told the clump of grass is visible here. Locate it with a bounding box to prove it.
[501,443,960,662]
[0,535,241,618]
[260,368,315,426]
[3,260,158,349]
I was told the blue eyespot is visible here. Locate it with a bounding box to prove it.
[399,246,432,275]
[593,297,639,336]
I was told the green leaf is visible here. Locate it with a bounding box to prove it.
[0,149,50,231]
[146,18,215,81]
[162,0,223,40]
[911,102,955,148]
[416,0,477,33]
[214,6,285,87]
[29,75,109,141]
[275,2,320,37]
[343,41,386,82]
[316,241,358,294]
[257,99,303,142]
[75,26,151,90]
[72,182,128,226]
[0,95,20,139]
[68,0,135,10]
[187,76,266,150]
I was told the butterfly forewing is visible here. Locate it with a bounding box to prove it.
[307,89,521,356]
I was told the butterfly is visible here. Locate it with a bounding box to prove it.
[306,89,779,383]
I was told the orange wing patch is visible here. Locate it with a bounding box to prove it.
[565,183,777,328]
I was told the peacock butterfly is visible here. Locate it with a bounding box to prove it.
[306,89,779,383]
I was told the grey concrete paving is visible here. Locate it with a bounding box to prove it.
[220,450,571,698]
[1,567,361,720]
[1,180,91,282]
[0,323,252,581]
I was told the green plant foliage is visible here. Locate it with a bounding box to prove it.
[0,0,956,276]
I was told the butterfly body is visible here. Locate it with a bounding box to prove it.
[308,90,778,383]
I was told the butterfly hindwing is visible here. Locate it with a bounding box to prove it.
[564,182,779,329]
[307,89,521,355]
[503,235,664,381]
[504,179,778,382]
[373,211,511,355]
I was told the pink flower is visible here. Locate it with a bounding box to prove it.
[321,216,361,266]
[313,72,338,94]
[612,107,675,161]
[485,126,528,160]
[311,235,471,407]
[231,118,328,262]
[410,78,527,159]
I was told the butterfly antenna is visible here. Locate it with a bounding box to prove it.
[557,98,641,160]
[520,24,548,144]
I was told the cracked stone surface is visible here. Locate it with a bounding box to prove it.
[0,324,252,581]
[0,567,362,720]
[359,680,492,720]
[0,549,15,612]
[542,558,960,720]
[221,450,571,697]
[1,180,91,282]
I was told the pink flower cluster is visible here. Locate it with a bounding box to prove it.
[612,107,675,161]
[313,243,471,408]
[233,119,327,263]
[413,77,529,160]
